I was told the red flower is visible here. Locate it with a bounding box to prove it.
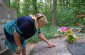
[74,29,78,32]
[76,22,79,26]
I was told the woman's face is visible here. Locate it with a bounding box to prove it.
[38,19,46,28]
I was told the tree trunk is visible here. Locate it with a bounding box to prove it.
[17,0,20,16]
[9,0,10,7]
[45,0,47,15]
[32,0,37,14]
[52,0,57,26]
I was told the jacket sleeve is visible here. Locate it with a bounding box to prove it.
[37,29,41,33]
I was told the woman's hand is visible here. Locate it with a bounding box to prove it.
[48,42,56,48]
[38,33,56,48]
[16,46,23,54]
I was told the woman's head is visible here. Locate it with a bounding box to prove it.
[35,13,44,20]
[35,13,47,28]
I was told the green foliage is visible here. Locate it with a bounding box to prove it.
[67,35,75,44]
[4,0,85,26]
[57,8,77,26]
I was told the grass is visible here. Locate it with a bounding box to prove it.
[26,26,57,43]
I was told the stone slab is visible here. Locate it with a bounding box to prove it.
[29,37,72,55]
[67,43,85,55]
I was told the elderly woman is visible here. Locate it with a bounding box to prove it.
[4,13,55,55]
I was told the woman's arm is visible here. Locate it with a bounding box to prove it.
[13,30,22,53]
[38,33,56,48]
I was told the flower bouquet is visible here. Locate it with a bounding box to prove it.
[57,27,78,44]
[57,27,69,37]
[65,29,78,44]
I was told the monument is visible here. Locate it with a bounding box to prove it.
[0,0,17,55]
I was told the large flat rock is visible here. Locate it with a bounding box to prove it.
[29,37,72,55]
[68,43,85,55]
